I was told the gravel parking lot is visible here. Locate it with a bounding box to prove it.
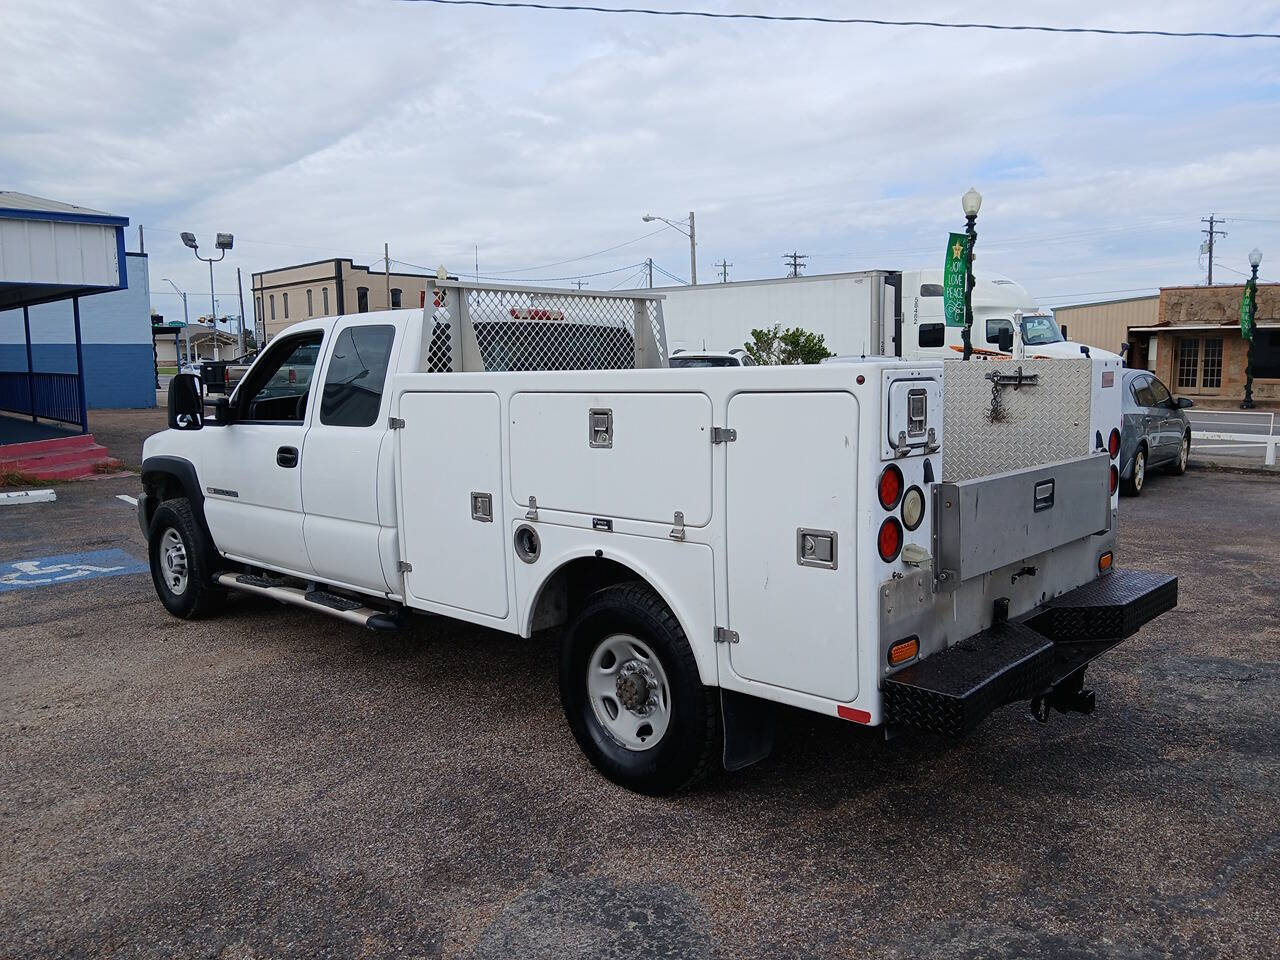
[2,451,1277,958]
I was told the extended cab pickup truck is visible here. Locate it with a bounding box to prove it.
[140,279,1177,794]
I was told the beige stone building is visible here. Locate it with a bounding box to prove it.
[251,258,432,342]
[1053,284,1279,407]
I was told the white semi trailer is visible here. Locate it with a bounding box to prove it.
[651,268,1099,362]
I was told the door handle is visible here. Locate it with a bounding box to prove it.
[276,446,298,468]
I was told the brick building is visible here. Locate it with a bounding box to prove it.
[1054,283,1279,407]
[1127,283,1279,407]
[251,258,432,343]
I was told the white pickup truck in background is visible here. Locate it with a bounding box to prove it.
[140,280,1176,794]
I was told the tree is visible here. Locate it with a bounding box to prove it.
[743,324,833,365]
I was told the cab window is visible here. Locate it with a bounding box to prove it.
[320,325,397,427]
[986,318,1014,345]
[918,323,945,348]
[236,332,323,423]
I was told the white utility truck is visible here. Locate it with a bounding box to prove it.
[651,268,1102,362]
[140,279,1176,794]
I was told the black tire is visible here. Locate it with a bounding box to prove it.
[147,498,225,620]
[559,582,721,795]
[1168,433,1190,475]
[1121,446,1145,497]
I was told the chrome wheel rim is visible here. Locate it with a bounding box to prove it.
[1134,452,1145,490]
[586,633,672,752]
[160,527,189,596]
[1180,439,1189,471]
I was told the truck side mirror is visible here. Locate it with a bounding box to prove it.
[1060,323,1068,339]
[997,327,1014,353]
[168,373,204,431]
[214,395,235,424]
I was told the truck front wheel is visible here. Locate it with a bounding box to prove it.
[559,582,721,795]
[147,499,225,620]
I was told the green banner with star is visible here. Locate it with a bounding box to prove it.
[943,232,969,328]
[1240,280,1255,341]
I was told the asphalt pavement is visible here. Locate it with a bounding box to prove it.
[1,463,1277,958]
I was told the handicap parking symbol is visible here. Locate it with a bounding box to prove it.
[0,549,149,593]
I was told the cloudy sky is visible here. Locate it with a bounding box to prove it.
[3,0,1279,325]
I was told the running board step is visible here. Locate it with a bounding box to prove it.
[215,573,399,631]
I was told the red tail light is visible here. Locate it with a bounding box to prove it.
[878,464,904,510]
[1109,465,1118,495]
[878,517,903,562]
[223,368,230,383]
[1108,429,1121,459]
[288,368,296,383]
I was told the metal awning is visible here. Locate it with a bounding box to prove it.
[0,191,129,311]
[0,192,130,437]
[1128,324,1277,333]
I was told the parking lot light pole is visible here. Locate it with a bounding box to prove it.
[1241,247,1262,409]
[182,231,234,360]
[642,212,697,285]
[961,187,982,360]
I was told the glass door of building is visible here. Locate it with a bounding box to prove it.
[1175,336,1223,396]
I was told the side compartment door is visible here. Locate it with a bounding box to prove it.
[396,391,509,619]
[725,391,861,703]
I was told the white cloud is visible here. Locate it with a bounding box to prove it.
[2,0,1279,318]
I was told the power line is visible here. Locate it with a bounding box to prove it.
[404,1,1280,39]
[651,262,689,285]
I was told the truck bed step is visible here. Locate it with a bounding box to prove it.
[215,573,398,631]
[1027,569,1178,643]
[882,621,1055,737]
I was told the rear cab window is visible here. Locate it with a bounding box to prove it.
[320,324,397,427]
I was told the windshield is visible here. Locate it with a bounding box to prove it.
[669,355,740,368]
[1020,314,1064,345]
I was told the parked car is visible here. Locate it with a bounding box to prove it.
[668,348,755,368]
[1119,369,1193,495]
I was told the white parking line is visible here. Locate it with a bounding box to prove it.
[116,494,138,506]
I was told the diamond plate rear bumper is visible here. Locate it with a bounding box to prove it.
[882,568,1177,737]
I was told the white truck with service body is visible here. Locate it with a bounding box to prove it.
[652,268,1106,363]
[140,279,1176,794]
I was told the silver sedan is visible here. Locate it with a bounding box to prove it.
[1119,369,1193,495]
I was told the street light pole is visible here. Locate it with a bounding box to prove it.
[642,213,697,285]
[1241,248,1263,409]
[960,187,983,361]
[163,278,190,364]
[182,231,234,361]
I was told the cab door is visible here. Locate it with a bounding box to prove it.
[300,319,401,593]
[200,329,325,575]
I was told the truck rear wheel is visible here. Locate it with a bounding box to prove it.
[147,499,225,620]
[559,582,720,795]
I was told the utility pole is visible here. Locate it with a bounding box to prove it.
[236,267,247,355]
[783,251,808,277]
[715,259,732,283]
[572,280,588,290]
[385,242,392,309]
[1202,215,1227,285]
[647,258,653,289]
[137,225,144,254]
[688,210,697,285]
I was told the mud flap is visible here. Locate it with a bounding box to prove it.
[721,688,775,771]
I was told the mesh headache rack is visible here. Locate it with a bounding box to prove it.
[420,279,668,373]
